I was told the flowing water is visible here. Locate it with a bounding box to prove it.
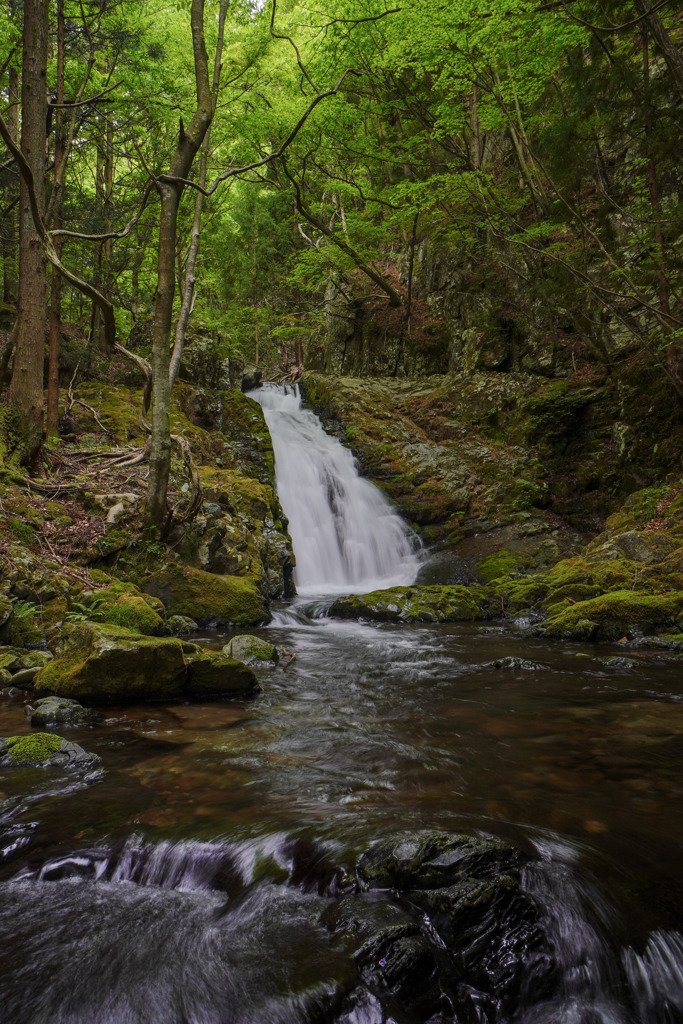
[0,389,682,1023]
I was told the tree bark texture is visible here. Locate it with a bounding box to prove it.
[47,0,66,440]
[2,66,19,305]
[9,0,50,445]
[146,0,213,527]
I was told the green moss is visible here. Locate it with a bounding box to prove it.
[78,584,164,635]
[143,564,266,625]
[476,550,526,582]
[491,575,549,613]
[330,585,486,623]
[542,589,683,641]
[5,732,63,764]
[9,518,36,546]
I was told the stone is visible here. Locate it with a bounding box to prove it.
[224,634,279,664]
[329,585,486,624]
[26,696,91,727]
[166,614,199,635]
[34,622,261,705]
[34,622,192,703]
[143,564,267,627]
[9,667,40,688]
[185,651,260,699]
[488,656,541,671]
[0,732,100,769]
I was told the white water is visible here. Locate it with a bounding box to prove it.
[250,384,419,597]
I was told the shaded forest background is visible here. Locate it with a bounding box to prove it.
[0,0,681,525]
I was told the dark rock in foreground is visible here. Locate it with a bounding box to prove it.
[0,732,100,769]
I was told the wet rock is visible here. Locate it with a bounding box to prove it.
[77,583,166,636]
[185,651,260,699]
[0,732,100,769]
[8,666,40,688]
[224,634,279,664]
[351,832,557,1023]
[329,585,486,624]
[34,622,192,703]
[597,656,639,670]
[166,614,199,635]
[26,696,91,727]
[538,591,683,642]
[488,656,542,671]
[357,832,522,891]
[34,622,260,704]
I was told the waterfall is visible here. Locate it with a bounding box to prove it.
[250,384,419,596]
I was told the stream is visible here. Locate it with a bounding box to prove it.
[0,386,681,1023]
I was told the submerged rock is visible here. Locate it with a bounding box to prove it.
[0,732,100,769]
[329,585,486,623]
[224,634,279,664]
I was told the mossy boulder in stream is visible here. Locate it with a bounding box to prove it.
[224,634,279,664]
[34,621,259,704]
[35,622,191,703]
[0,732,100,768]
[186,651,260,698]
[329,584,486,623]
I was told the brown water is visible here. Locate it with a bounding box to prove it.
[0,606,682,1022]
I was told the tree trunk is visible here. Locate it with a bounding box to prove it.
[2,66,19,305]
[9,0,50,448]
[633,0,683,94]
[169,0,229,391]
[47,0,65,441]
[146,0,213,527]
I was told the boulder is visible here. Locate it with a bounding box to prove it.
[0,732,100,769]
[35,622,192,703]
[185,651,260,699]
[26,696,91,727]
[143,564,267,627]
[538,590,683,642]
[224,634,279,664]
[77,583,165,636]
[166,614,199,635]
[34,621,259,704]
[329,585,486,624]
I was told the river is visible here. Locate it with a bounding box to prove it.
[0,386,681,1023]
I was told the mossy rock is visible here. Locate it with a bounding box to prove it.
[224,634,279,664]
[166,614,199,635]
[540,590,683,642]
[34,622,193,703]
[329,585,486,624]
[185,651,260,699]
[78,584,165,635]
[475,550,529,583]
[27,696,91,727]
[142,564,267,626]
[0,732,100,768]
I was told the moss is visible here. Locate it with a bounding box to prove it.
[44,501,73,528]
[5,732,63,764]
[142,563,267,625]
[491,575,549,614]
[78,583,164,635]
[475,550,527,582]
[9,518,36,546]
[330,585,486,623]
[35,621,191,703]
[185,651,260,698]
[542,589,683,641]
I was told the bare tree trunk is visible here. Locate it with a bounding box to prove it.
[169,0,229,391]
[9,0,50,448]
[47,0,65,440]
[2,66,19,305]
[146,0,213,527]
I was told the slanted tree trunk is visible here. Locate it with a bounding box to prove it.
[9,0,50,449]
[146,0,213,527]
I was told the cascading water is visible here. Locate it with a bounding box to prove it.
[250,384,419,596]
